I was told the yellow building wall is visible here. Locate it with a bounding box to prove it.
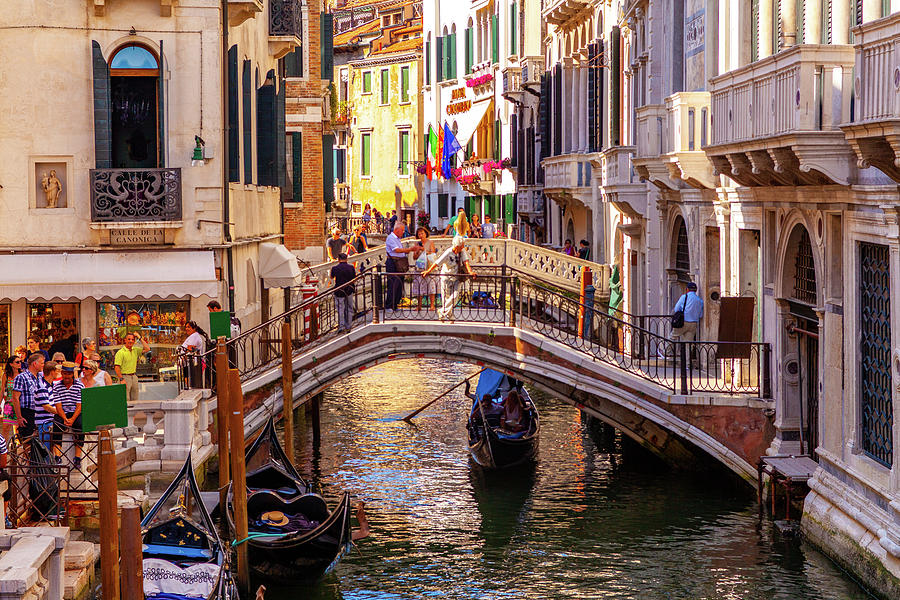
[349,56,422,214]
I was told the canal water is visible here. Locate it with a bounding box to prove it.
[271,359,870,600]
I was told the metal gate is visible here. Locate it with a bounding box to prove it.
[859,242,893,467]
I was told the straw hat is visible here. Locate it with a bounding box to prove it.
[260,511,289,527]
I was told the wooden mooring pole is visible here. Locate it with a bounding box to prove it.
[119,505,143,600]
[281,319,295,463]
[215,337,231,517]
[98,429,120,600]
[228,368,250,594]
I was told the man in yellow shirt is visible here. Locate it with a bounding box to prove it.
[114,332,148,405]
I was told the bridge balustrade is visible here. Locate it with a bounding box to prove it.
[185,268,771,399]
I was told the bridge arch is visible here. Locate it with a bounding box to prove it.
[246,323,771,485]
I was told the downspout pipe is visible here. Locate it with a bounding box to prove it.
[222,0,236,312]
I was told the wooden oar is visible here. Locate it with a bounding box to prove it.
[402,367,486,422]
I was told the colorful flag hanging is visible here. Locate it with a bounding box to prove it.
[442,123,462,179]
[428,125,438,160]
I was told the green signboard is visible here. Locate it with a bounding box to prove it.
[81,383,128,432]
[210,310,232,339]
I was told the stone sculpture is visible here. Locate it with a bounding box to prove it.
[41,170,62,208]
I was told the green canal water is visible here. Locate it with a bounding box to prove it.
[267,359,870,600]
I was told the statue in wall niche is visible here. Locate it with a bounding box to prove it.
[41,170,62,208]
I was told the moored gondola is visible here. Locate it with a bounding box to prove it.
[466,369,540,469]
[141,457,237,600]
[226,418,353,583]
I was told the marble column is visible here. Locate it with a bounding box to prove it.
[758,0,773,59]
[832,0,851,45]
[805,0,822,44]
[781,0,797,48]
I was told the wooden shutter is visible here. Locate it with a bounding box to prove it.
[426,39,431,83]
[242,60,252,184]
[553,64,562,156]
[610,26,620,146]
[157,40,166,167]
[465,28,472,74]
[285,47,303,78]
[494,118,501,159]
[491,14,499,63]
[450,32,457,79]
[291,132,302,201]
[401,66,409,102]
[510,2,517,56]
[323,134,334,212]
[228,46,239,182]
[510,113,518,166]
[362,134,371,175]
[256,73,276,187]
[320,13,334,81]
[588,42,597,152]
[504,193,515,225]
[539,73,550,160]
[381,69,388,104]
[276,78,286,191]
[91,41,111,169]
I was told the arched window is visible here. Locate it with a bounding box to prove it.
[109,44,162,168]
[672,216,690,280]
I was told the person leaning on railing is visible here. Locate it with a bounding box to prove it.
[669,282,704,363]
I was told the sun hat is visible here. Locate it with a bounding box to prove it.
[260,511,289,527]
[61,361,77,372]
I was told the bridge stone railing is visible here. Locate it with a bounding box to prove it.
[299,237,611,298]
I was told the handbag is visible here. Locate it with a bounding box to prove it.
[415,254,428,270]
[671,309,685,329]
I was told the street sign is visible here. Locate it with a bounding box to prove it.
[82,383,128,432]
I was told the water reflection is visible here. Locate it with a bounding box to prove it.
[265,359,868,600]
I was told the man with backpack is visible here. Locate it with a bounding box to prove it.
[671,281,704,344]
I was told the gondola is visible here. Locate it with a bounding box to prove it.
[226,418,353,583]
[467,369,540,469]
[141,457,237,600]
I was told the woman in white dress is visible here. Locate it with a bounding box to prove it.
[422,235,476,321]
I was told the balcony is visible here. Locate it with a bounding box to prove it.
[93,0,177,16]
[228,0,264,26]
[516,188,543,214]
[841,13,900,183]
[632,93,716,190]
[541,153,599,208]
[269,0,302,59]
[520,56,543,94]
[501,66,523,103]
[90,168,182,224]
[542,0,592,26]
[599,146,647,218]
[332,101,351,129]
[705,44,855,187]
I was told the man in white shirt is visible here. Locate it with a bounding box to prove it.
[384,223,414,310]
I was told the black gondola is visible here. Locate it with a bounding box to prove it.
[141,457,237,600]
[467,369,540,469]
[226,418,353,583]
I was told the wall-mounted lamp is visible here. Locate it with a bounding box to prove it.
[191,135,208,166]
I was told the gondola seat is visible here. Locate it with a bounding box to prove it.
[143,558,219,598]
[246,491,330,529]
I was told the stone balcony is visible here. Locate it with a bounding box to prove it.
[520,55,544,94]
[541,152,599,208]
[705,44,856,187]
[501,65,523,103]
[269,0,302,59]
[228,0,264,26]
[841,12,900,183]
[599,145,647,218]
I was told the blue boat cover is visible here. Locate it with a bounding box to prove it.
[475,369,505,402]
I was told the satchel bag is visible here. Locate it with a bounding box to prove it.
[671,309,685,329]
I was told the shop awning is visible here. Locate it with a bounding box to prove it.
[0,250,218,302]
[451,98,493,149]
[258,243,303,288]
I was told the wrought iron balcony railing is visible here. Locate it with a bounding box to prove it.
[270,0,302,38]
[90,168,182,223]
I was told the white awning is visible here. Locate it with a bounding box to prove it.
[451,98,493,149]
[259,242,303,288]
[0,250,218,302]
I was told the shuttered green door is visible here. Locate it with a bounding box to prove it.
[91,41,112,169]
[504,194,515,227]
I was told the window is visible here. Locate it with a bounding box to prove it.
[242,60,252,183]
[107,43,163,168]
[437,35,444,81]
[400,66,410,102]
[291,132,302,201]
[361,132,371,176]
[380,68,389,104]
[227,46,239,181]
[509,2,517,56]
[425,38,431,84]
[438,193,449,218]
[700,107,708,147]
[398,130,410,175]
[465,27,474,74]
[491,14,499,63]
[362,71,372,93]
[687,108,695,151]
[859,242,893,466]
[97,301,187,381]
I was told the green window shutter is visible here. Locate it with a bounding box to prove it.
[494,118,501,159]
[255,75,276,186]
[491,14,499,63]
[323,134,334,212]
[363,71,371,93]
[436,36,443,81]
[362,133,371,176]
[92,41,112,169]
[449,32,457,79]
[399,131,410,175]
[425,39,431,84]
[504,194,515,225]
[291,132,302,201]
[510,2,517,56]
[276,80,286,191]
[401,66,409,102]
[465,28,472,74]
[242,60,252,184]
[228,46,239,182]
[320,13,334,81]
[285,47,303,77]
[381,69,389,104]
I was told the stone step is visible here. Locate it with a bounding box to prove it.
[63,564,93,600]
[64,540,96,569]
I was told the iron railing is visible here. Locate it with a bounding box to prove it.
[187,268,771,398]
[270,0,302,38]
[90,168,182,222]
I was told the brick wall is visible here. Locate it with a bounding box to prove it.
[284,0,328,254]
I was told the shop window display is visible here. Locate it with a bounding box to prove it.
[0,305,9,362]
[98,301,189,381]
[27,303,79,359]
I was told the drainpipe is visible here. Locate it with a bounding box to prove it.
[222,0,236,312]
